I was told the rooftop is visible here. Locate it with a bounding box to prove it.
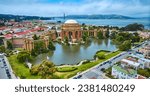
[121,59,140,67]
[113,65,137,75]
[4,27,43,39]
[130,54,150,62]
[138,75,146,79]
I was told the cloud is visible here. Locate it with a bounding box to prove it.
[0,0,149,17]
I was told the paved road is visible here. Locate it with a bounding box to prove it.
[0,58,9,79]
[4,56,17,79]
[0,54,17,79]
[72,40,149,79]
[71,51,129,79]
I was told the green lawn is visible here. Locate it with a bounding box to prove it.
[8,55,40,79]
[8,50,122,79]
[57,67,78,72]
[15,48,24,51]
[96,50,110,56]
[55,50,122,79]
[138,68,150,78]
[105,51,121,59]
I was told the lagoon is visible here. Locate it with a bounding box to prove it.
[32,39,117,65]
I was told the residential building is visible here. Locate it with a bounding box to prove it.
[138,45,150,59]
[138,58,150,68]
[121,58,140,70]
[131,54,150,69]
[112,65,137,79]
[138,32,150,39]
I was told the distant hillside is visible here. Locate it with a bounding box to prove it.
[0,14,149,21]
[0,14,53,21]
[138,17,150,19]
[59,14,137,19]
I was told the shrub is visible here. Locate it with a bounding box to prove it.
[57,67,78,72]
[30,66,39,75]
[97,53,106,59]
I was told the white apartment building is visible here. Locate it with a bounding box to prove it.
[112,65,137,79]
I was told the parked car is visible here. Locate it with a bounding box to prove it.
[73,77,77,79]
[77,75,82,78]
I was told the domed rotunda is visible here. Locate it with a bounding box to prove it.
[61,19,82,42]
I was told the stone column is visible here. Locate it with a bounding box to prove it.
[94,31,97,37]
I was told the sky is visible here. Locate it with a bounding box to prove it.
[0,0,150,17]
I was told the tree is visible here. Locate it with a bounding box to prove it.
[31,60,56,79]
[17,51,31,63]
[122,23,144,31]
[30,65,39,75]
[82,32,88,41]
[113,32,140,44]
[31,49,37,56]
[48,41,55,51]
[97,53,106,59]
[118,32,132,40]
[131,33,140,42]
[133,32,139,37]
[32,34,39,40]
[110,31,117,39]
[0,37,4,45]
[82,23,86,26]
[116,36,124,42]
[138,68,150,78]
[0,22,5,27]
[119,40,131,51]
[105,26,110,38]
[0,46,6,53]
[64,36,69,44]
[7,41,13,50]
[97,31,103,39]
[34,40,47,54]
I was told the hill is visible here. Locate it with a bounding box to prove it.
[59,14,136,19]
[0,14,53,21]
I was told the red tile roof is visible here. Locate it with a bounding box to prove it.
[4,27,43,39]
[127,57,138,62]
[0,27,6,30]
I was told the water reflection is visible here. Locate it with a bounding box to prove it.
[32,39,117,65]
[104,39,109,47]
[82,41,92,49]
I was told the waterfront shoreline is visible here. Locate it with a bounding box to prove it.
[31,38,117,65]
[56,50,118,68]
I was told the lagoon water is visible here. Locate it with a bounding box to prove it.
[33,39,117,65]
